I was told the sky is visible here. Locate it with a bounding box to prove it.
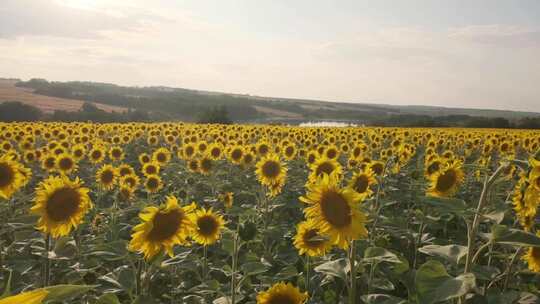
[1,0,539,112]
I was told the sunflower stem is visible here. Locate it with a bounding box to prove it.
[502,246,522,291]
[305,255,311,295]
[203,245,208,281]
[348,240,357,304]
[43,234,51,287]
[464,163,507,274]
[136,259,143,296]
[231,223,240,304]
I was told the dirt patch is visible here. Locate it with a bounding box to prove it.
[0,79,127,113]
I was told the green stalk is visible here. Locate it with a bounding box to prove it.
[203,245,208,280]
[231,224,240,304]
[136,259,143,296]
[305,255,311,294]
[348,240,357,304]
[43,234,51,287]
[464,164,507,274]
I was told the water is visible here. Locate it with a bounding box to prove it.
[298,121,357,127]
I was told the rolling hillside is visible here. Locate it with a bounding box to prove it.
[4,78,540,125]
[0,79,127,113]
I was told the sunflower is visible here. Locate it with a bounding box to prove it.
[283,144,296,160]
[188,159,200,173]
[31,176,93,238]
[229,146,244,165]
[255,154,287,196]
[219,192,234,209]
[138,153,151,165]
[0,288,49,304]
[308,157,342,184]
[242,151,256,168]
[199,155,213,175]
[118,184,135,202]
[89,146,106,164]
[109,146,124,161]
[153,147,171,165]
[369,160,385,176]
[427,161,464,198]
[41,154,57,172]
[300,172,368,249]
[142,161,161,177]
[144,175,163,193]
[208,143,223,160]
[293,220,332,257]
[55,153,78,175]
[256,282,308,304]
[96,164,118,190]
[189,208,225,245]
[120,173,140,189]
[348,168,377,198]
[0,154,25,199]
[425,157,443,177]
[71,144,86,161]
[118,164,135,177]
[129,196,197,260]
[523,232,540,272]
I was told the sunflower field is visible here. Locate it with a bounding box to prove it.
[0,122,540,304]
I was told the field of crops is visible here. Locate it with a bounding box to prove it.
[0,122,539,304]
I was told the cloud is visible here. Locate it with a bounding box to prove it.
[448,24,540,48]
[0,0,163,39]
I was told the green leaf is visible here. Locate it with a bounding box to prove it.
[97,293,121,304]
[0,270,12,298]
[418,244,467,265]
[420,196,468,215]
[364,247,401,264]
[240,262,268,275]
[314,258,348,282]
[415,260,476,304]
[44,284,95,302]
[360,294,407,304]
[491,225,540,247]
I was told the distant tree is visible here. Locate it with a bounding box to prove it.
[197,105,232,124]
[81,102,100,113]
[0,101,43,122]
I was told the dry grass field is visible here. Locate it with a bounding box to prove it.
[0,79,127,113]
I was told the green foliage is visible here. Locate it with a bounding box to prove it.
[0,101,43,122]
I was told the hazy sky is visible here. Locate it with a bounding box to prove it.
[1,0,539,112]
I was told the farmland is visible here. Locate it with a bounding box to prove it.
[0,122,540,303]
[0,80,127,114]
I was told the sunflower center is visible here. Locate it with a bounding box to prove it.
[146,165,157,175]
[197,215,218,237]
[59,157,73,170]
[0,163,15,188]
[46,187,81,222]
[303,229,324,248]
[315,162,335,176]
[262,160,281,178]
[371,163,384,175]
[436,169,457,193]
[266,293,296,304]
[353,175,369,193]
[200,157,211,169]
[427,161,440,175]
[320,190,351,228]
[531,247,540,260]
[91,150,102,160]
[326,149,337,159]
[148,210,183,241]
[285,147,294,156]
[231,149,242,160]
[156,153,166,163]
[147,177,159,189]
[101,170,114,184]
[112,149,122,158]
[211,148,221,158]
